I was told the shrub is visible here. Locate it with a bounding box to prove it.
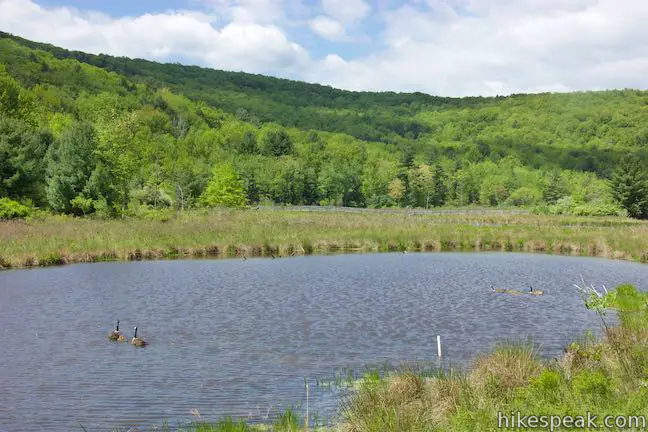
[130,185,173,208]
[506,186,542,207]
[571,370,611,399]
[530,369,562,394]
[70,194,94,215]
[546,196,627,217]
[549,196,577,215]
[571,202,627,217]
[125,201,174,222]
[519,369,565,405]
[0,197,31,219]
[92,197,114,218]
[609,284,648,335]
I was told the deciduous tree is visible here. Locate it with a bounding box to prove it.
[199,162,248,207]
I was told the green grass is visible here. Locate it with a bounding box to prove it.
[2,208,648,269]
[107,408,324,431]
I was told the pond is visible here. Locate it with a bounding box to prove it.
[1,252,648,431]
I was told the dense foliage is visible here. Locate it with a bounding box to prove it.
[1,32,648,217]
[0,197,31,219]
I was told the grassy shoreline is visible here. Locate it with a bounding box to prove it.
[2,208,648,270]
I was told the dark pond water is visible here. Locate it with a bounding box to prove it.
[1,252,648,431]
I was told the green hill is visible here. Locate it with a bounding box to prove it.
[1,31,647,218]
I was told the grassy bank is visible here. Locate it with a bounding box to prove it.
[2,208,648,269]
[341,283,648,432]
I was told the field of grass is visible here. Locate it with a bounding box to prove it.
[2,208,648,269]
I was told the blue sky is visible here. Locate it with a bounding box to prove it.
[2,0,648,96]
[27,0,395,63]
[34,0,190,16]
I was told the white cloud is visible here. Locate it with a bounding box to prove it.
[3,0,648,96]
[201,0,286,24]
[0,0,308,74]
[309,16,346,40]
[321,0,370,23]
[305,0,648,96]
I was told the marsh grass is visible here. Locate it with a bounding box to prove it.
[2,208,648,269]
[468,341,543,398]
[107,408,320,432]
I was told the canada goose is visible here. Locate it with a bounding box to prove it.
[131,327,147,347]
[529,285,545,296]
[108,320,125,341]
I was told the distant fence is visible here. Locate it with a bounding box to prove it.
[255,205,529,216]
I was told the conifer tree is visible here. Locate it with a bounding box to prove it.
[610,156,648,219]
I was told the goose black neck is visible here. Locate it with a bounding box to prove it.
[116,320,120,331]
[134,327,138,338]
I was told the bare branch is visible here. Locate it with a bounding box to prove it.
[573,274,608,299]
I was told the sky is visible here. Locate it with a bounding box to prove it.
[1,0,648,96]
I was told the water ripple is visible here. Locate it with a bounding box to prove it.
[1,252,648,431]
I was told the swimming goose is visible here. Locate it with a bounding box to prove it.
[108,320,125,341]
[131,327,147,347]
[529,285,545,296]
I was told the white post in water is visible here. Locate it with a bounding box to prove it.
[305,382,309,430]
[437,335,442,358]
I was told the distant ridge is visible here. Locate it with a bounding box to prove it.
[1,30,647,176]
[0,30,490,142]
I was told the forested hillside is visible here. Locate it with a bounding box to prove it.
[1,32,648,218]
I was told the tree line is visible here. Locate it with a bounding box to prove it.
[1,34,648,219]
